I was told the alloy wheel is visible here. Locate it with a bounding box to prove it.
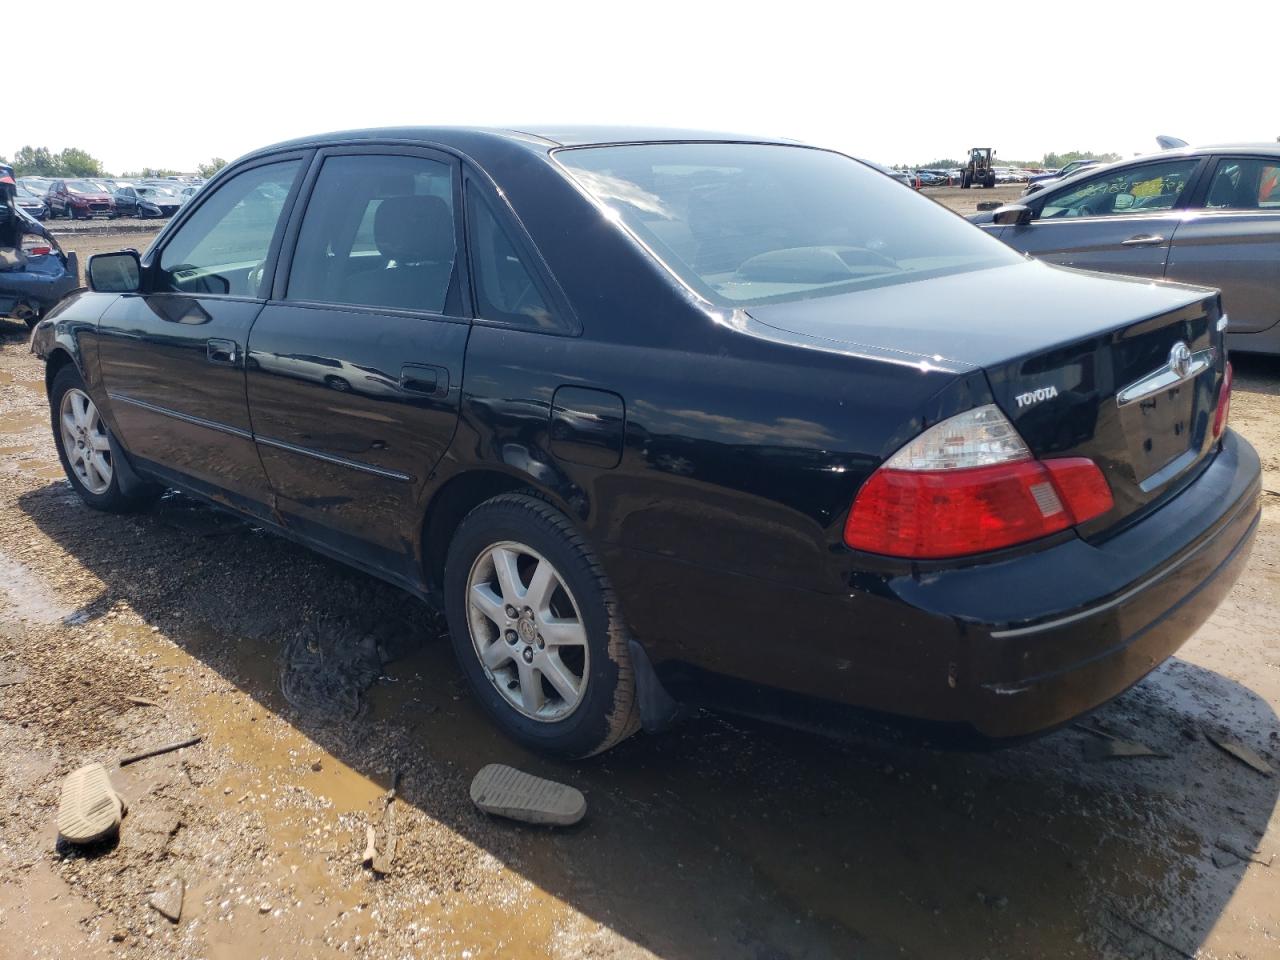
[59,388,113,494]
[465,541,589,722]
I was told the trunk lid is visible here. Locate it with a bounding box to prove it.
[745,260,1226,533]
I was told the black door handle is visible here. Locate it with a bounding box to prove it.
[400,364,449,398]
[207,339,238,365]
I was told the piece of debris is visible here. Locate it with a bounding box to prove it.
[125,696,162,709]
[258,902,272,915]
[1211,849,1239,869]
[119,736,202,767]
[1084,737,1168,761]
[56,762,125,845]
[310,760,323,772]
[148,877,184,923]
[372,805,397,875]
[1206,731,1274,777]
[469,764,587,827]
[361,826,377,867]
[1107,908,1195,959]
[1214,835,1275,868]
[279,620,384,721]
[370,771,400,875]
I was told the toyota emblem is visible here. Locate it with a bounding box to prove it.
[1169,341,1192,378]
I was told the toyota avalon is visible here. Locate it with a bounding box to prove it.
[31,127,1261,756]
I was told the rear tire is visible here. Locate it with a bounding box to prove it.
[443,494,640,757]
[49,365,160,512]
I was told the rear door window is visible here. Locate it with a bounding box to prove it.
[1200,157,1280,210]
[286,153,458,314]
[157,160,300,297]
[1039,159,1200,219]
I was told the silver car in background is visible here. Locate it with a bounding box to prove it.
[973,145,1280,355]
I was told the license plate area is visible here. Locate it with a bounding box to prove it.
[1121,383,1196,485]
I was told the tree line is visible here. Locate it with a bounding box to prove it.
[1,145,227,180]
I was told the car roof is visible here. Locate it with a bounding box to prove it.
[247,125,800,159]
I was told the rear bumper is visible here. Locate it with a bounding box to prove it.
[910,429,1261,738]
[963,448,1258,736]
[0,256,79,319]
[614,430,1261,741]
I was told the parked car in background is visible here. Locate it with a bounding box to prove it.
[973,144,1280,355]
[860,159,914,187]
[912,169,947,187]
[114,183,182,218]
[18,176,54,197]
[31,126,1258,758]
[1024,159,1103,195]
[993,167,1028,184]
[46,179,115,219]
[14,182,49,219]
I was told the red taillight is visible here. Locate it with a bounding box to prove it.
[1212,362,1232,439]
[845,458,1113,558]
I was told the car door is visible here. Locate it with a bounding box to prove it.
[114,186,133,215]
[1165,154,1280,337]
[244,148,469,580]
[989,157,1205,278]
[96,154,307,520]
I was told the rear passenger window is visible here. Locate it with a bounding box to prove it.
[287,154,457,313]
[466,187,558,329]
[1203,157,1280,210]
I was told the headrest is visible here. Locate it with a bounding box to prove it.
[374,195,454,264]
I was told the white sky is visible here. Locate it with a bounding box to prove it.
[15,0,1280,174]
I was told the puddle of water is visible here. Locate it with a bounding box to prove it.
[0,549,76,624]
[0,408,45,435]
[128,619,389,814]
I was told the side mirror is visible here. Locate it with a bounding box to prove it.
[992,203,1034,227]
[88,250,142,293]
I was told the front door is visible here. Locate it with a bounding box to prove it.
[96,155,306,519]
[245,149,469,579]
[991,156,1205,279]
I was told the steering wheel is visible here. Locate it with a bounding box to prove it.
[245,261,266,296]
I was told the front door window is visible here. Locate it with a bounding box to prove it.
[1039,160,1200,219]
[157,160,300,297]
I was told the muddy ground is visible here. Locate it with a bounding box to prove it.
[0,211,1278,960]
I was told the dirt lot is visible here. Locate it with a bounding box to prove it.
[1,215,1278,960]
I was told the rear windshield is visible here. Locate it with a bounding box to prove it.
[555,143,1019,306]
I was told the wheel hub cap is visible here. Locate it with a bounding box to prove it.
[59,387,113,495]
[465,541,590,722]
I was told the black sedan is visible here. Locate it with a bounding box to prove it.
[31,127,1260,757]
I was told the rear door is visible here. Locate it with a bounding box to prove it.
[96,154,306,519]
[245,148,469,580]
[1166,154,1280,336]
[992,157,1205,278]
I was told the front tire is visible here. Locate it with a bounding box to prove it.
[443,494,640,757]
[49,365,159,512]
